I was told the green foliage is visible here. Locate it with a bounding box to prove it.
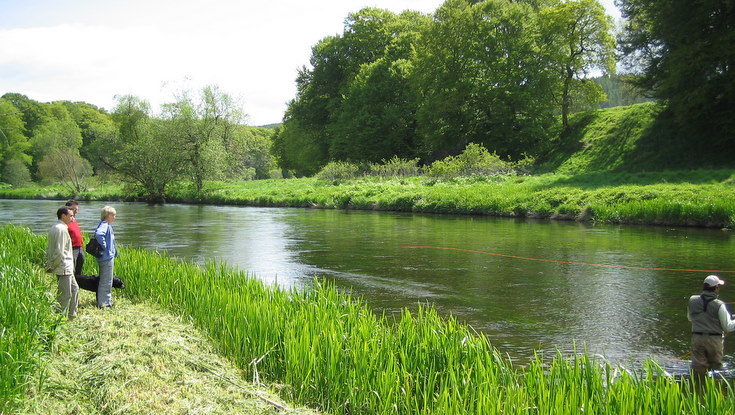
[271,120,329,177]
[414,0,558,160]
[369,156,422,177]
[106,95,184,202]
[37,149,93,194]
[1,158,32,188]
[595,75,652,108]
[315,160,363,181]
[427,143,517,178]
[29,104,84,166]
[277,0,617,167]
[0,228,724,414]
[0,226,60,413]
[61,101,117,173]
[618,0,735,155]
[162,85,244,193]
[228,126,278,180]
[538,0,616,128]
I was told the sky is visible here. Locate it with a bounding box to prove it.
[0,0,622,126]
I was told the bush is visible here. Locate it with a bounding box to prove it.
[315,161,363,181]
[369,156,422,177]
[2,159,32,188]
[427,143,516,178]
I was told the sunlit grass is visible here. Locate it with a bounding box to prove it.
[0,226,60,413]
[3,170,734,228]
[116,236,734,413]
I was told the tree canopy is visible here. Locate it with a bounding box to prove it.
[273,0,617,175]
[617,0,734,155]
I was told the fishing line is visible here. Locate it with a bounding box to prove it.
[401,245,735,273]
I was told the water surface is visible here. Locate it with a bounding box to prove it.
[4,198,734,371]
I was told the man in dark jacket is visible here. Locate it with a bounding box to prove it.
[688,275,735,379]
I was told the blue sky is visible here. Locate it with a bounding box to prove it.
[0,0,621,125]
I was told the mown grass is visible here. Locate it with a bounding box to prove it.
[17,293,318,415]
[4,225,733,414]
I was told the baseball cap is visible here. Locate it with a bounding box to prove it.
[704,275,725,287]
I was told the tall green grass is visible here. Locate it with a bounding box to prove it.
[3,224,735,413]
[111,237,731,413]
[0,226,60,413]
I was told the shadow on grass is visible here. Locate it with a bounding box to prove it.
[535,103,735,189]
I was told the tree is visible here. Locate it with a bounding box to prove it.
[539,0,616,129]
[328,11,429,162]
[617,0,735,153]
[0,93,48,139]
[60,101,117,174]
[1,158,31,187]
[413,0,557,160]
[275,8,416,174]
[37,149,93,194]
[104,95,186,202]
[227,126,278,180]
[162,85,243,193]
[0,99,31,183]
[29,103,85,179]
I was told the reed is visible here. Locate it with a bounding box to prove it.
[0,225,60,413]
[4,225,735,413]
[113,238,733,413]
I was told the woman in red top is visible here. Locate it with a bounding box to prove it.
[65,200,84,277]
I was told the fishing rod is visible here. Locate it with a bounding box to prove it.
[402,245,735,273]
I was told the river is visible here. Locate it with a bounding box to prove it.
[3,198,735,372]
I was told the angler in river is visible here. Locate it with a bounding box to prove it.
[687,275,735,381]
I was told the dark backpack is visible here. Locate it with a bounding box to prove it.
[85,223,104,257]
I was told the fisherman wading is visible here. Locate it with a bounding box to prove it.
[687,275,735,380]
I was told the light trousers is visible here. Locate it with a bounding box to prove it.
[97,258,114,308]
[57,273,79,319]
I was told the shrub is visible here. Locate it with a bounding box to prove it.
[369,156,422,177]
[315,161,363,181]
[427,143,515,178]
[2,159,32,188]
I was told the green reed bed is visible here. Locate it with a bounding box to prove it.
[0,226,60,413]
[3,225,735,413]
[106,241,734,413]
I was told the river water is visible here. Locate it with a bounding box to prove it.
[3,198,735,372]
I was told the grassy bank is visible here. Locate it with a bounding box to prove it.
[3,225,734,414]
[17,293,317,415]
[2,168,735,228]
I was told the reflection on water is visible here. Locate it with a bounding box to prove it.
[3,198,735,371]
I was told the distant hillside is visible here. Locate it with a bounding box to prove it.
[537,102,735,174]
[255,123,281,129]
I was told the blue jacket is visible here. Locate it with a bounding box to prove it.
[94,220,117,261]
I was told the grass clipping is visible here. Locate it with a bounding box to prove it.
[19,292,317,415]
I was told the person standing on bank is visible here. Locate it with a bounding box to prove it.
[46,206,79,319]
[687,275,735,379]
[65,199,84,277]
[94,205,117,308]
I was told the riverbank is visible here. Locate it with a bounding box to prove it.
[3,225,734,414]
[2,169,734,228]
[18,293,318,415]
